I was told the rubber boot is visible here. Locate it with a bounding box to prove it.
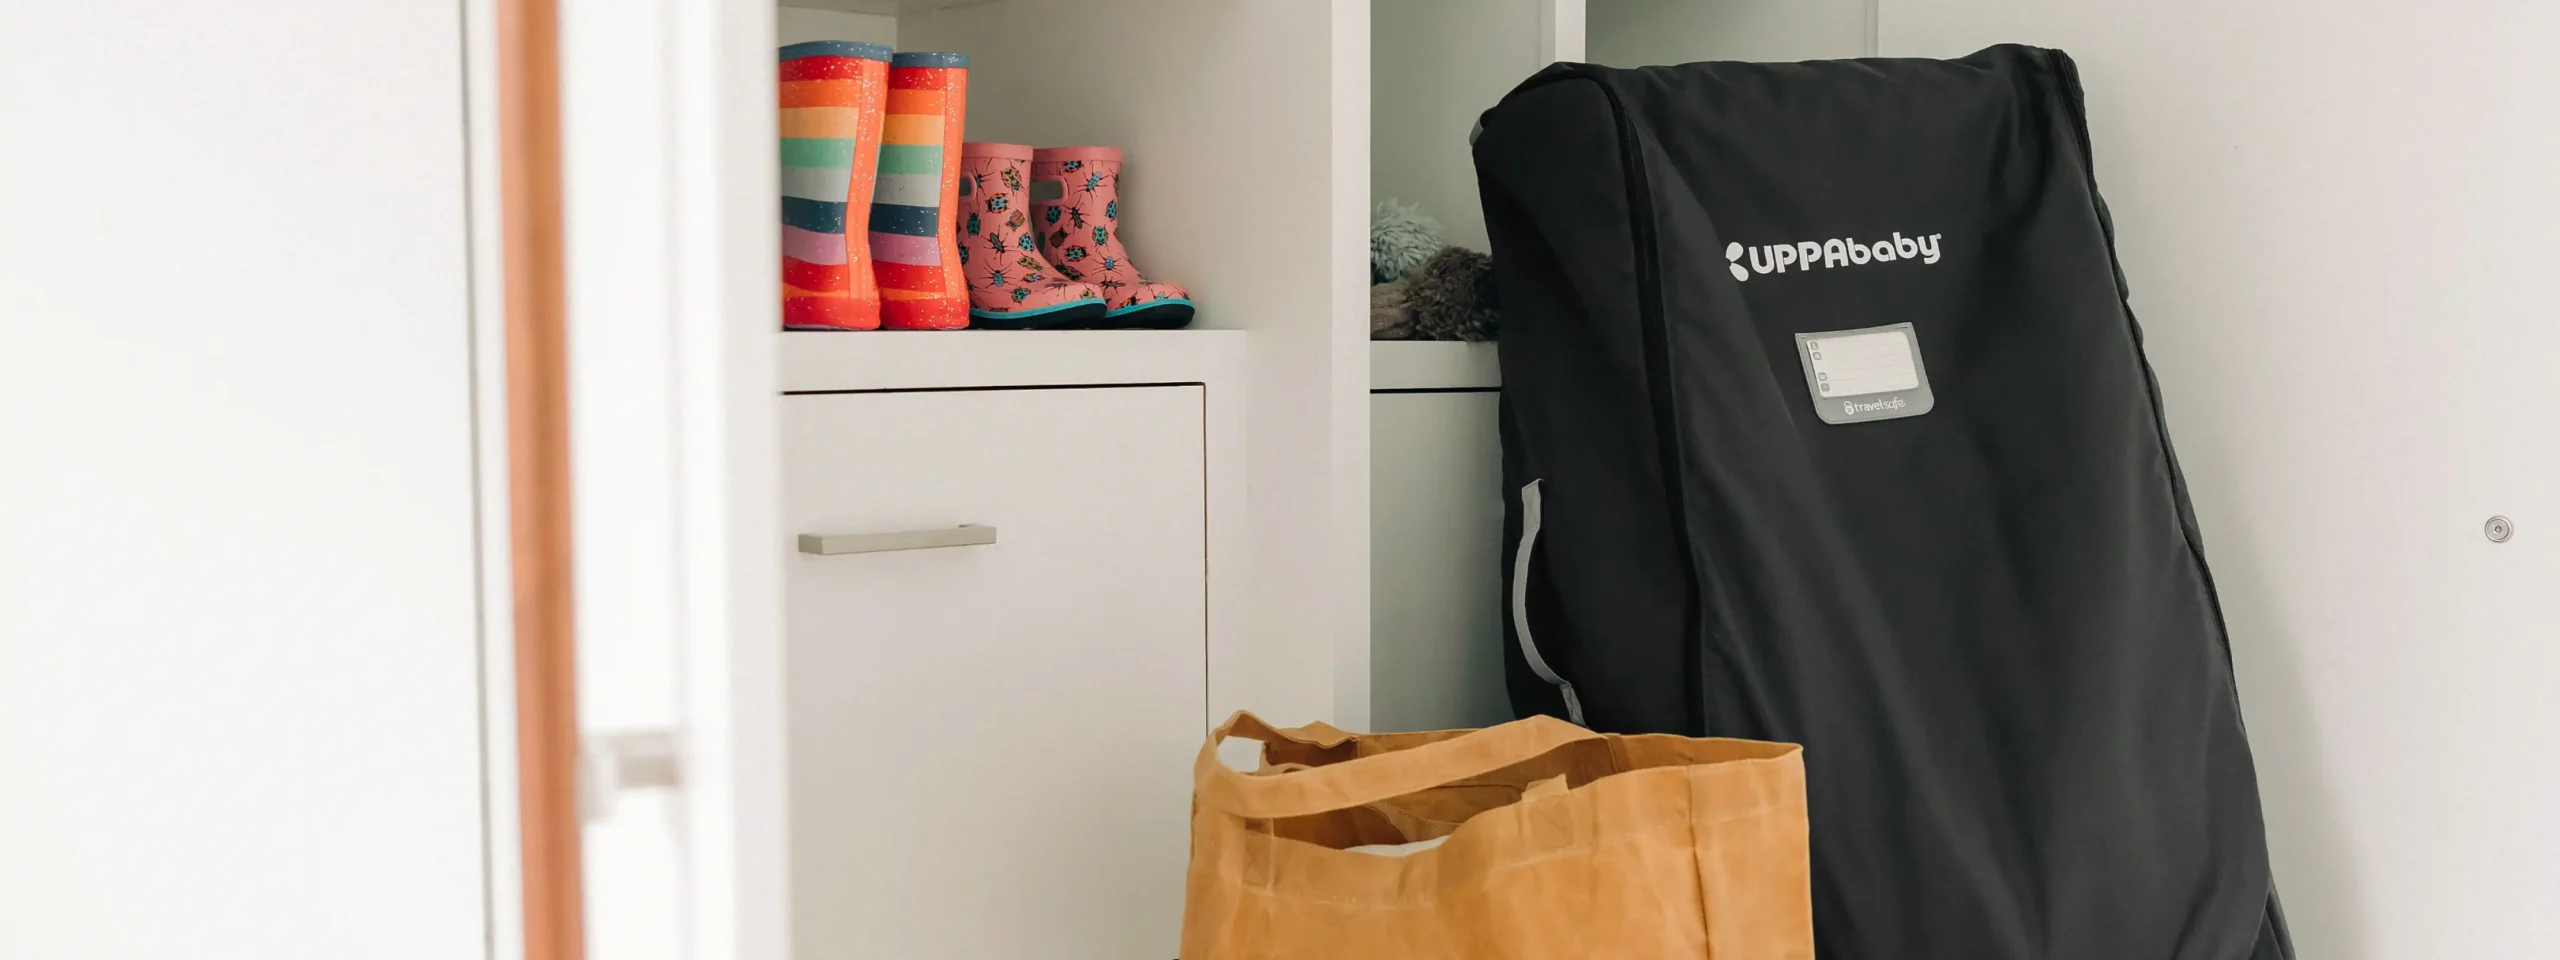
[957,143,1107,329]
[872,52,972,329]
[778,41,891,330]
[1029,146,1196,329]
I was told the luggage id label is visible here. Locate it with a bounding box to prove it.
[1794,323,1935,424]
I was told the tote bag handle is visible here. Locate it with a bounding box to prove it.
[1193,711,1606,821]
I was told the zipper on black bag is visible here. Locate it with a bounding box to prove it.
[1538,69,1715,738]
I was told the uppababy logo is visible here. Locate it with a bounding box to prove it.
[1724,233,1943,282]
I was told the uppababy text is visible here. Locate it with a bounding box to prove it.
[1725,233,1942,282]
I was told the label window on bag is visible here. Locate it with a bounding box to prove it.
[1794,322,1936,424]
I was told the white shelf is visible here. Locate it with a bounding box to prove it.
[1370,340,1501,391]
[778,0,897,14]
[781,329,1247,393]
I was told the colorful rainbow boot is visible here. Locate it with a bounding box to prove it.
[777,41,891,330]
[871,52,971,330]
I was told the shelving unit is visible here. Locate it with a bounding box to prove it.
[745,0,1890,825]
[755,7,1362,952]
[760,0,1370,730]
[1371,341,1501,391]
[780,329,1244,392]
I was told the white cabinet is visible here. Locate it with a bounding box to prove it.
[783,386,1206,959]
[1369,386,1512,732]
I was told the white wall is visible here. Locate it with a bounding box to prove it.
[777,5,894,46]
[1372,0,1545,253]
[0,1,489,958]
[1588,0,1873,67]
[1882,5,2560,956]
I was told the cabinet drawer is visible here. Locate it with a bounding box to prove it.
[783,386,1204,960]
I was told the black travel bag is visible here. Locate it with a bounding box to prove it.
[1475,45,2291,959]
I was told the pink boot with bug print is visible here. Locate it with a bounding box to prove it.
[1029,146,1195,329]
[957,143,1108,329]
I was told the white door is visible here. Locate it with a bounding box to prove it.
[0,1,489,957]
[784,386,1208,960]
[1879,8,2560,955]
[547,0,794,957]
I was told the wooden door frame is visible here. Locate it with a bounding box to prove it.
[494,0,581,957]
[485,0,790,957]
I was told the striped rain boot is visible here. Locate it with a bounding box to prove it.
[958,143,1106,329]
[871,52,971,330]
[777,41,892,330]
[1030,146,1195,329]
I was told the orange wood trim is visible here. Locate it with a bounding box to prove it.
[498,0,583,956]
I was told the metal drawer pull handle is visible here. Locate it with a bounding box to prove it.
[797,524,997,556]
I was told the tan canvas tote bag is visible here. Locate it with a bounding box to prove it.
[1181,711,1813,959]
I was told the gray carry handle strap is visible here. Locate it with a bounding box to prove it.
[1511,480,1587,727]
